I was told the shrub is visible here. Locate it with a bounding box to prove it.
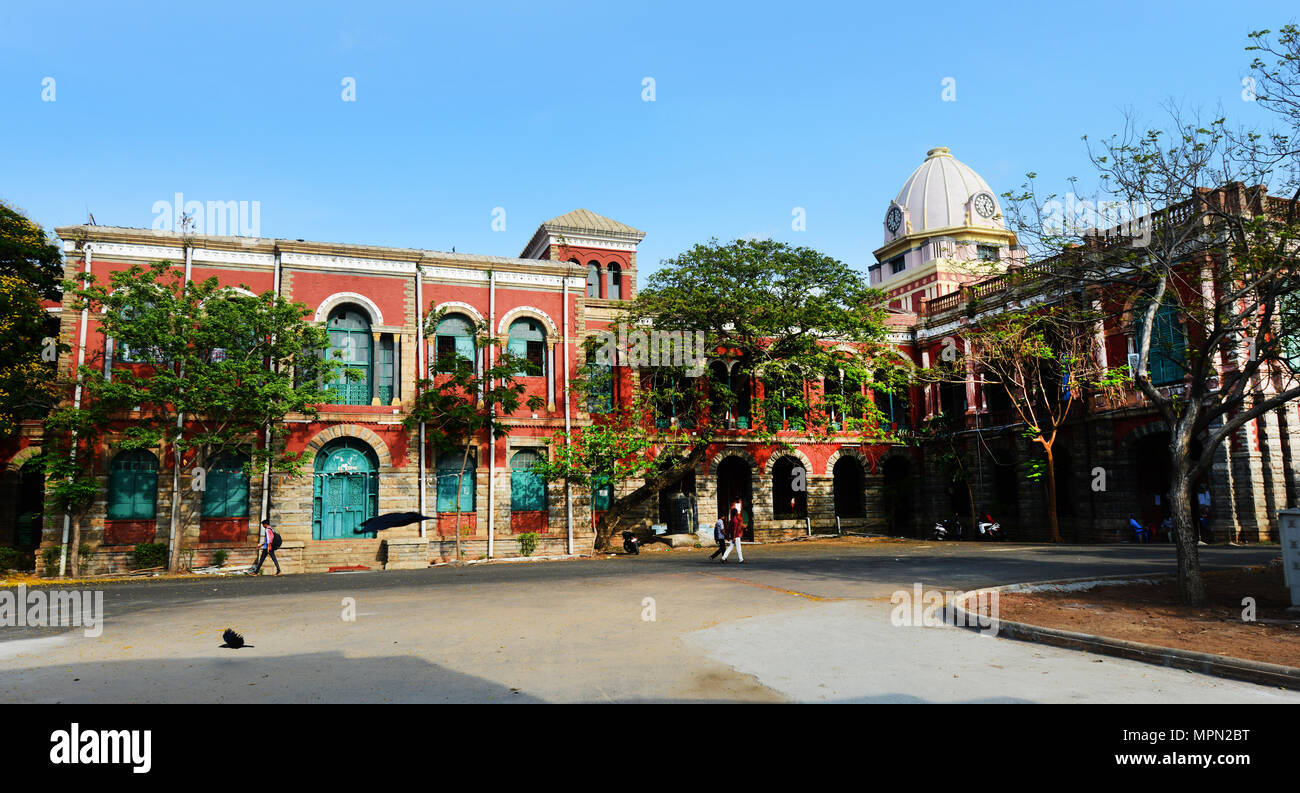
[0,546,19,572]
[133,542,169,570]
[518,532,539,557]
[212,549,230,567]
[40,545,62,576]
[76,544,95,576]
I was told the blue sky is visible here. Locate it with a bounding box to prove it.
[1,1,1293,283]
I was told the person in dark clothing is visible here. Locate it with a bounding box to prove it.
[709,515,728,560]
[251,519,282,575]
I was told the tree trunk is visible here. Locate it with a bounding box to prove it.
[168,442,185,572]
[68,516,81,578]
[1042,440,1062,543]
[1169,438,1207,605]
[591,444,708,552]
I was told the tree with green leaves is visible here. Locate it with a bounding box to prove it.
[1000,97,1300,603]
[404,309,543,561]
[925,303,1127,542]
[57,260,347,573]
[539,238,906,552]
[0,202,63,437]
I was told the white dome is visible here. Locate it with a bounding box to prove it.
[884,147,1004,242]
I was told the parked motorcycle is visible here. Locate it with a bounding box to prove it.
[931,516,964,541]
[621,530,641,555]
[977,513,1003,540]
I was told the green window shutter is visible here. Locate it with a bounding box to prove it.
[202,455,250,518]
[1136,299,1185,386]
[108,451,158,520]
[436,462,475,512]
[107,468,133,519]
[510,450,547,511]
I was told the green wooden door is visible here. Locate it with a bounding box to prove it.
[312,440,379,539]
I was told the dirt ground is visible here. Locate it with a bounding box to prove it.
[995,564,1300,668]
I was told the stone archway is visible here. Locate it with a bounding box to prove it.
[712,452,756,541]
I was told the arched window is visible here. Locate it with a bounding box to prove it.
[326,305,373,405]
[649,370,695,429]
[115,304,160,363]
[608,263,623,300]
[202,451,251,519]
[312,438,379,539]
[434,314,476,374]
[709,362,751,428]
[873,383,910,430]
[507,318,547,377]
[763,377,804,431]
[772,456,807,519]
[1133,297,1186,386]
[586,262,602,298]
[510,449,547,511]
[585,348,614,414]
[436,452,475,513]
[107,449,159,520]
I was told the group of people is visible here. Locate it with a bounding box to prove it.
[1128,510,1212,544]
[709,498,747,563]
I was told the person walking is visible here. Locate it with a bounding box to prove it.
[251,518,282,575]
[709,515,728,561]
[721,507,745,563]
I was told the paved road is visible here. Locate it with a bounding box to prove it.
[1,539,1293,703]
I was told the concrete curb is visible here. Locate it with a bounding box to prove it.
[951,573,1300,691]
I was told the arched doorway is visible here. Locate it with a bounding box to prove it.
[658,460,698,534]
[881,456,913,537]
[772,456,807,519]
[7,459,45,550]
[312,438,379,539]
[833,456,865,519]
[716,456,753,540]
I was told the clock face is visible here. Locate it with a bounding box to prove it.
[973,193,995,219]
[886,206,902,233]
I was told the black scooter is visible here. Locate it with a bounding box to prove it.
[621,531,641,555]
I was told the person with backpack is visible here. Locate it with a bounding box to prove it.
[251,518,282,575]
[720,507,745,563]
[709,515,728,561]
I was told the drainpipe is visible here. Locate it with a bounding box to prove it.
[58,243,94,577]
[488,269,496,559]
[260,248,282,523]
[167,243,193,567]
[416,259,426,539]
[563,269,573,555]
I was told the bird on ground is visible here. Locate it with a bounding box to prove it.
[221,628,250,649]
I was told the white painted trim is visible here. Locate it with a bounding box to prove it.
[314,292,384,325]
[497,305,559,337]
[432,301,487,326]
